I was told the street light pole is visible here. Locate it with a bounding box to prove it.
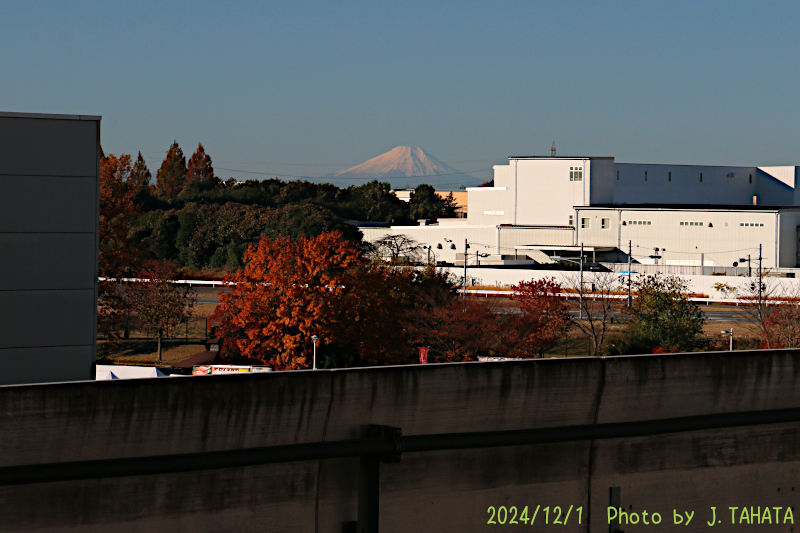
[311,334,319,370]
[722,329,733,351]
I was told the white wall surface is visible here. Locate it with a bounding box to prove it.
[756,167,798,206]
[442,266,800,302]
[576,207,789,267]
[589,158,615,204]
[361,225,501,263]
[613,164,759,206]
[361,225,576,262]
[465,187,513,226]
[514,158,589,226]
[779,210,800,267]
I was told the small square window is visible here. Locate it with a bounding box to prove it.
[569,215,574,226]
[601,218,610,229]
[581,218,590,229]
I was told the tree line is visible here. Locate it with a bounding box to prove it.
[100,141,460,275]
[98,143,458,346]
[209,231,716,369]
[99,143,800,363]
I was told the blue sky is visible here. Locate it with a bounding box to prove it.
[2,1,799,186]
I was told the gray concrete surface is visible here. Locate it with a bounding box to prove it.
[1,350,800,531]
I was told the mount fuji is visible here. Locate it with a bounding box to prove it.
[321,146,478,189]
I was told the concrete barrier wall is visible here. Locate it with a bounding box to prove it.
[2,350,800,531]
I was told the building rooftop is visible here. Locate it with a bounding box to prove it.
[507,156,614,160]
[0,111,101,121]
[583,204,800,211]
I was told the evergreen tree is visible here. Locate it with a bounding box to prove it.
[409,184,458,220]
[155,141,187,198]
[130,151,152,192]
[606,274,705,355]
[186,143,215,185]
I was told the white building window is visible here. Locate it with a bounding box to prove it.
[739,222,764,227]
[569,215,574,226]
[680,221,704,226]
[601,218,610,229]
[627,220,651,226]
[581,218,590,229]
[570,167,583,181]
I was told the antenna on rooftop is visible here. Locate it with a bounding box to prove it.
[551,141,557,157]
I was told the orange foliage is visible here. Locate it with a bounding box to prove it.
[99,154,148,344]
[405,294,510,361]
[512,277,572,357]
[213,232,367,369]
[760,305,800,349]
[99,154,143,276]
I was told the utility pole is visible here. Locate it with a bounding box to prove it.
[758,243,763,308]
[579,242,584,321]
[463,238,468,296]
[627,240,632,307]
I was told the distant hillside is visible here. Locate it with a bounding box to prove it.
[320,146,479,189]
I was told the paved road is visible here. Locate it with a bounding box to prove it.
[197,289,753,323]
[496,307,750,322]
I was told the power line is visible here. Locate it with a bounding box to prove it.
[215,166,494,180]
[632,244,760,256]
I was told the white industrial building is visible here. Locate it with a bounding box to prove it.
[361,156,800,270]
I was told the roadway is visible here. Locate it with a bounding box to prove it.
[196,288,751,322]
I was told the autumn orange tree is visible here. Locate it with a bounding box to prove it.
[99,154,142,276]
[212,232,371,369]
[211,232,455,369]
[185,143,215,185]
[155,141,187,198]
[511,277,571,357]
[98,153,151,342]
[759,305,800,348]
[405,292,512,362]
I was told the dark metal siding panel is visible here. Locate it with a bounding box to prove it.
[0,117,98,177]
[0,346,94,386]
[0,233,96,290]
[0,289,96,348]
[0,176,97,233]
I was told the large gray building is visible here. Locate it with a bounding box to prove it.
[0,112,100,385]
